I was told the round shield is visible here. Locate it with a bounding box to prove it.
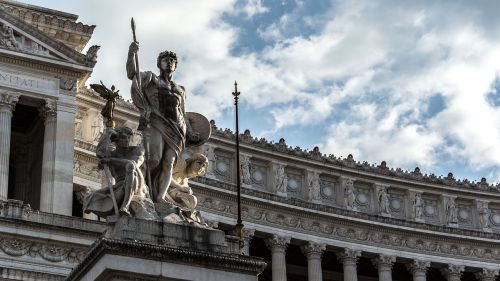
[185,112,211,147]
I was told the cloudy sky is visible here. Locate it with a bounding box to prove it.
[21,0,500,183]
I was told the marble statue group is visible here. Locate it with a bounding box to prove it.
[83,31,211,225]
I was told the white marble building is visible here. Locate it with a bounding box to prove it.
[1,1,500,280]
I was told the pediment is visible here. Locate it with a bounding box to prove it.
[0,9,95,69]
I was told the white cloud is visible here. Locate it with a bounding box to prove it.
[22,0,500,180]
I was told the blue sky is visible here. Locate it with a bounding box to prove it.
[20,0,500,183]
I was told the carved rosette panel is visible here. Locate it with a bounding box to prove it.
[354,186,371,212]
[286,172,303,199]
[0,237,85,264]
[423,198,439,222]
[489,209,500,229]
[457,203,473,227]
[320,178,336,204]
[215,155,233,182]
[389,194,405,218]
[250,163,268,188]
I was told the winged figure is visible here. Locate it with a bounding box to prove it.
[90,81,120,124]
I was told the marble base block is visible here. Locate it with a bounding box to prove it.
[67,216,266,281]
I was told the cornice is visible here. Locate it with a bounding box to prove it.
[192,177,500,242]
[66,238,267,281]
[0,8,95,67]
[192,180,500,264]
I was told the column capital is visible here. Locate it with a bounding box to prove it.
[475,268,499,281]
[39,99,57,120]
[336,248,361,264]
[242,228,255,239]
[301,242,326,259]
[371,254,396,269]
[406,260,430,275]
[441,264,464,281]
[265,235,291,252]
[0,92,20,113]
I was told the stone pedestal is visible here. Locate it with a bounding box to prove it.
[66,216,266,281]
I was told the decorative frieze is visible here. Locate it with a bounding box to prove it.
[0,236,86,264]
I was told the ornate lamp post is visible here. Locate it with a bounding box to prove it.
[232,81,244,252]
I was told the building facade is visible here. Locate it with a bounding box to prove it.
[1,1,500,280]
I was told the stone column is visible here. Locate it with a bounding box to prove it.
[265,235,290,281]
[39,100,57,212]
[441,264,464,281]
[406,260,430,281]
[337,248,361,281]
[371,255,395,281]
[301,242,326,281]
[0,92,19,200]
[242,228,255,256]
[475,268,499,281]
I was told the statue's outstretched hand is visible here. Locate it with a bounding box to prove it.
[129,41,139,54]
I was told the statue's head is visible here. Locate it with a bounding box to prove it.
[186,153,208,178]
[113,126,134,148]
[157,50,178,75]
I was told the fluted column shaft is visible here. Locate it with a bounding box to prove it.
[475,268,499,281]
[441,264,464,281]
[0,93,19,200]
[372,255,395,281]
[337,248,361,281]
[39,100,57,212]
[406,260,430,281]
[301,242,326,281]
[265,235,290,281]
